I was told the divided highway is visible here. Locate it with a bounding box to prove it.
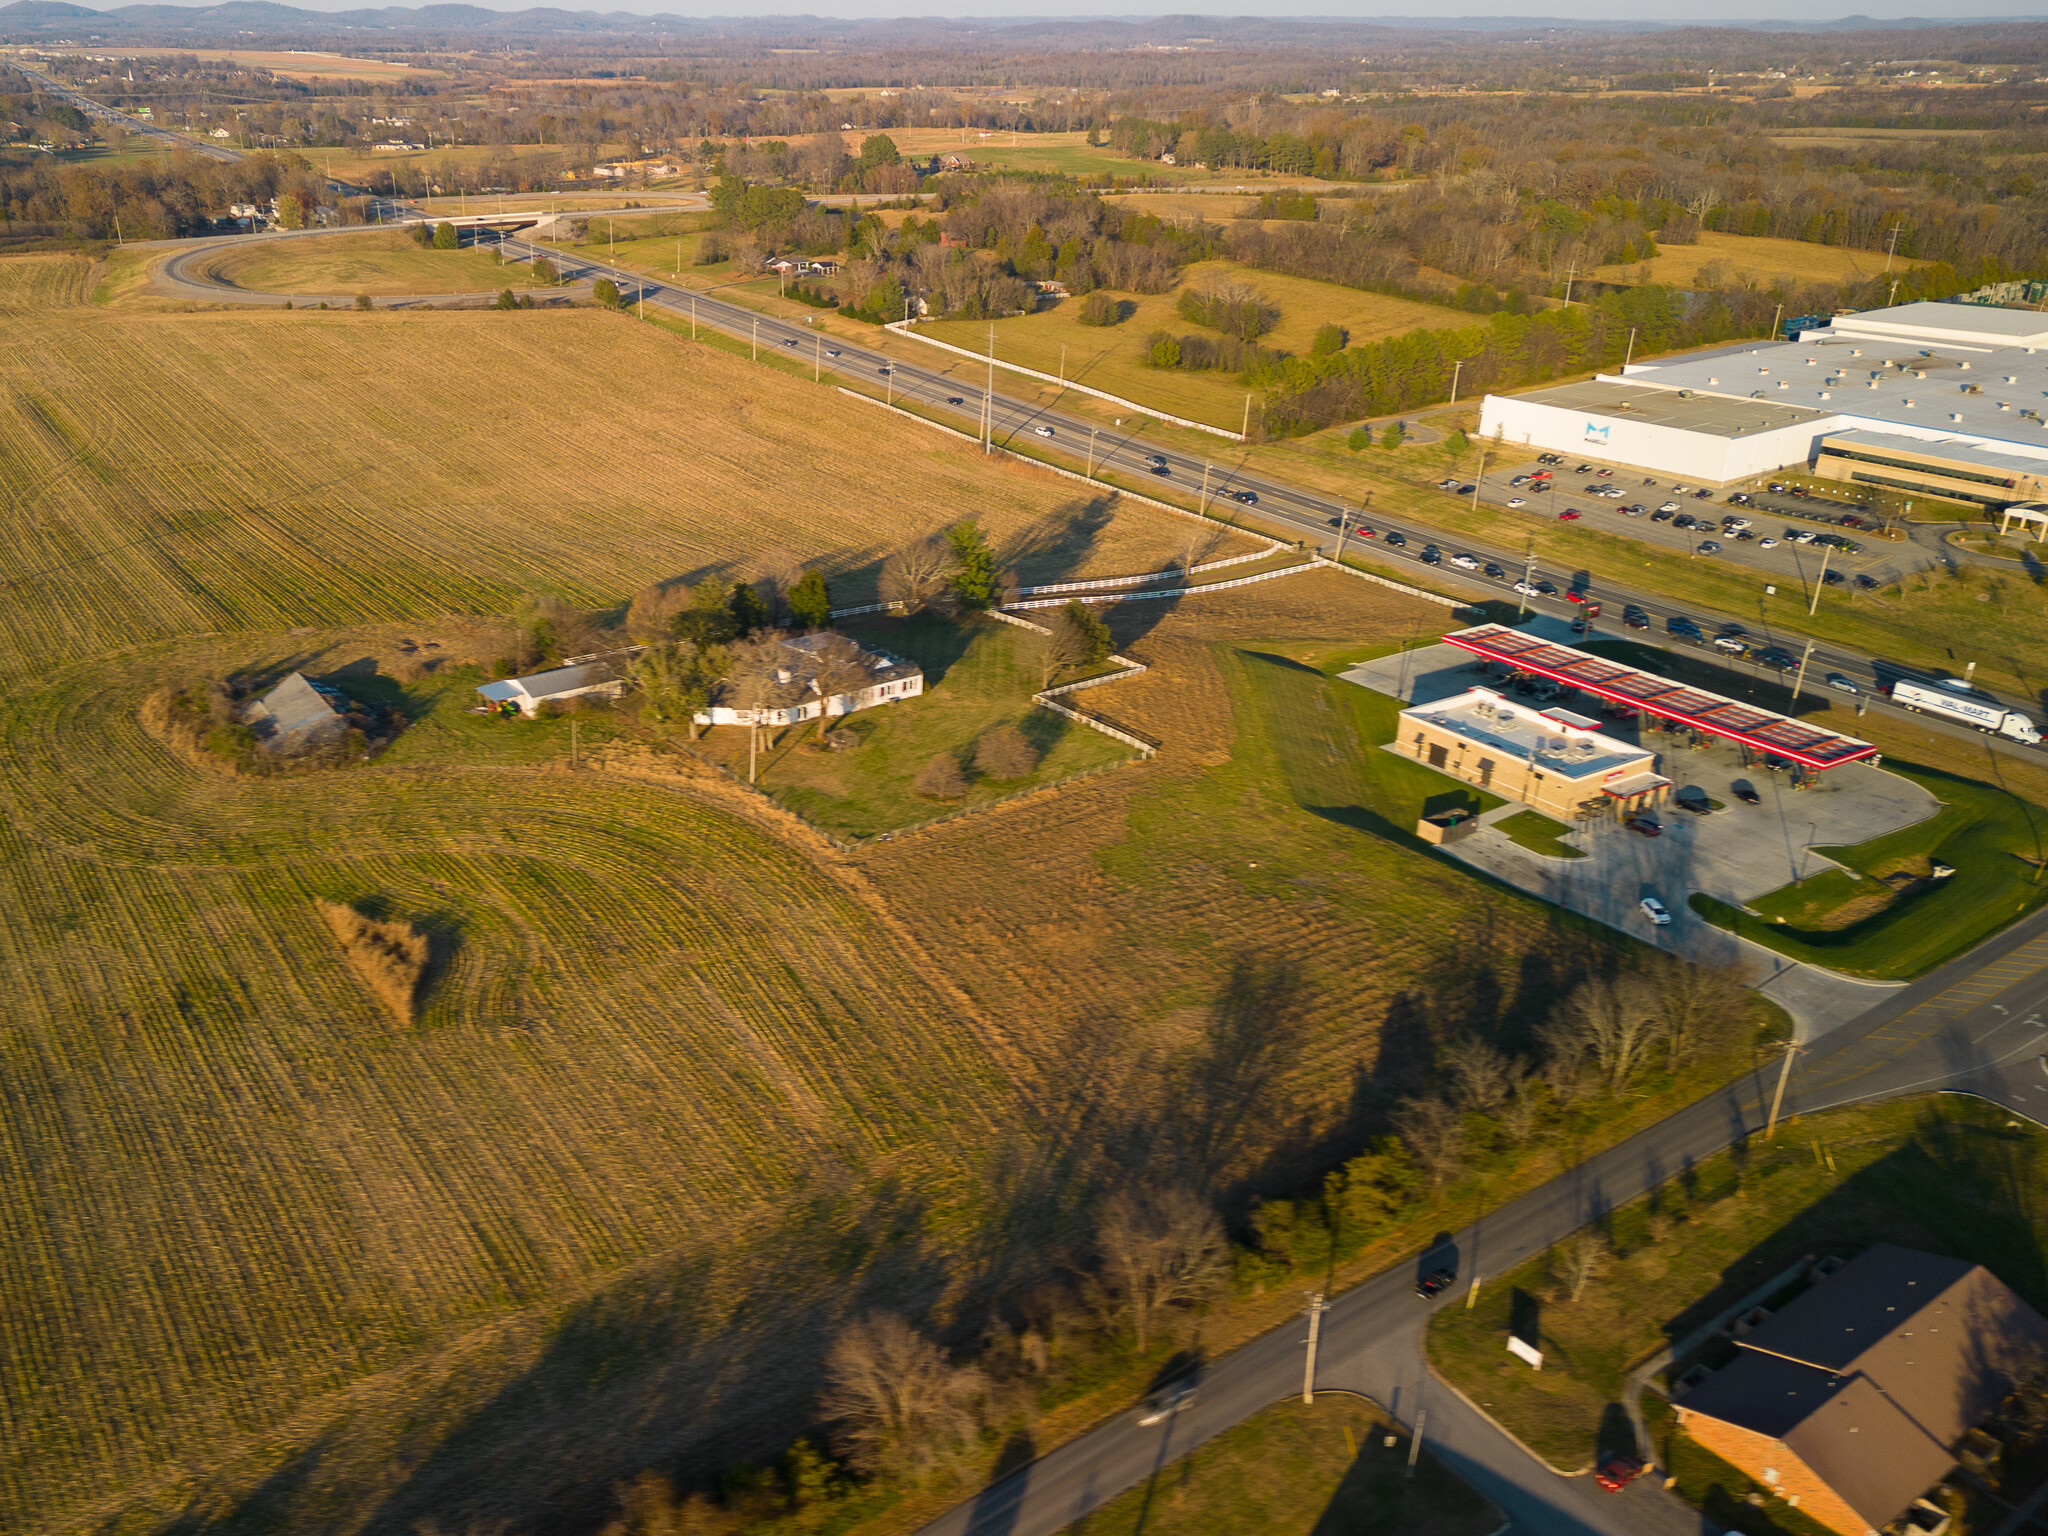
[6,60,242,162]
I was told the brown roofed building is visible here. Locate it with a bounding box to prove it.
[1674,1244,2048,1536]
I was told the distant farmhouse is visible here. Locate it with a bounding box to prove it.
[698,632,922,729]
[1674,1243,2048,1536]
[243,672,349,754]
[476,660,628,718]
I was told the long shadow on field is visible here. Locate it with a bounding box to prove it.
[182,1174,961,1536]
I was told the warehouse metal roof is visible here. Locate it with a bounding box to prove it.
[1440,626,1879,769]
[1507,379,1830,438]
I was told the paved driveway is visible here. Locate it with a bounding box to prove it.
[1343,635,1934,1040]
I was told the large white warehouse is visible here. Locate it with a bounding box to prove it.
[1477,300,2048,497]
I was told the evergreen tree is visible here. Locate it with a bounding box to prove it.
[945,521,1001,612]
[432,220,458,249]
[729,580,769,636]
[787,570,832,630]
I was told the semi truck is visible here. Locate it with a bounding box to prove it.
[1890,678,2043,745]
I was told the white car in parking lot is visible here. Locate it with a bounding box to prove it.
[1758,537,1779,549]
[1507,497,1527,508]
[1658,501,1681,513]
[1640,896,1671,926]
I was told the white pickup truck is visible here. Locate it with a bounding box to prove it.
[1891,678,2042,745]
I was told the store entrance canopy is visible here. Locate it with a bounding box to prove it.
[1441,625,1877,770]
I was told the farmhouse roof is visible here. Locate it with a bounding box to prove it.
[244,671,347,752]
[1678,1243,2048,1529]
[476,660,616,704]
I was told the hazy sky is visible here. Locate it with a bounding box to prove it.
[113,0,2048,18]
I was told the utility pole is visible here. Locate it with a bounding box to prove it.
[748,718,758,784]
[1789,639,1817,705]
[1517,544,1536,618]
[1087,426,1099,477]
[752,317,758,360]
[1242,392,1252,439]
[1449,358,1463,406]
[983,324,995,454]
[1302,1292,1327,1404]
[1623,325,1637,371]
[815,332,821,382]
[1884,221,1903,274]
[1059,343,1065,389]
[1200,462,1211,513]
[1406,1409,1428,1479]
[1809,543,1832,614]
[1562,260,1576,306]
[691,294,697,338]
[1471,446,1486,511]
[1765,1040,1801,1140]
[1770,301,1783,342]
[1335,508,1350,565]
[1890,276,1902,308]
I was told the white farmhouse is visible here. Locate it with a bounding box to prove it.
[696,632,923,728]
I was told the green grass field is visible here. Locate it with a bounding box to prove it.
[1691,760,2048,978]
[1059,1396,1496,1536]
[693,616,1138,838]
[918,259,1467,432]
[1495,809,1586,858]
[1428,1096,2048,1496]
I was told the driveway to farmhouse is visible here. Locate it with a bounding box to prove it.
[1342,631,1932,1041]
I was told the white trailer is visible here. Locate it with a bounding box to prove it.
[1891,678,2042,744]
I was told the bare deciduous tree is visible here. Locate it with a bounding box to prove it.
[1091,1186,1226,1354]
[1024,610,1090,688]
[804,632,876,740]
[1497,1085,1542,1145]
[1659,961,1751,1069]
[819,1313,986,1477]
[1545,971,1668,1093]
[1557,1231,1611,1304]
[1394,1095,1469,1193]
[880,536,953,613]
[1441,1036,1517,1113]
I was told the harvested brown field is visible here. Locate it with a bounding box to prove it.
[0,284,1259,681]
[0,252,96,309]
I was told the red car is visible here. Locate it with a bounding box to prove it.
[1595,1456,1646,1492]
[1530,470,1553,480]
[1565,590,1587,603]
[1558,510,1582,521]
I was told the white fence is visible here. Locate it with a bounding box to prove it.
[1310,554,1465,610]
[882,320,1245,442]
[1013,545,1280,597]
[1003,560,1317,610]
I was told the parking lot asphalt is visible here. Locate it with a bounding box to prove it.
[1344,633,1933,1040]
[1453,456,1919,589]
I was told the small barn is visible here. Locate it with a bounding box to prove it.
[243,672,350,754]
[476,661,626,718]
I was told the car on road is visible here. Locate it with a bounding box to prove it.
[826,348,842,358]
[1451,553,1479,570]
[1150,464,1171,477]
[1732,783,1762,805]
[1570,616,1590,635]
[1558,509,1582,521]
[1756,646,1797,670]
[1697,540,1722,554]
[1234,490,1258,505]
[1420,545,1442,565]
[1507,496,1527,508]
[1758,537,1780,549]
[1034,425,1055,438]
[1640,896,1671,925]
[876,365,892,375]
[1667,618,1702,640]
[1595,1456,1646,1492]
[1416,1266,1457,1299]
[1711,635,1747,654]
[1565,589,1588,603]
[1626,815,1663,837]
[1512,581,1538,597]
[945,395,963,404]
[1535,579,1558,595]
[1136,1381,1199,1426]
[1658,501,1681,514]
[1483,562,1506,579]
[1826,672,1861,694]
[1144,454,1168,468]
[1723,516,1752,530]
[781,337,798,347]
[1623,606,1650,629]
[1384,530,1407,547]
